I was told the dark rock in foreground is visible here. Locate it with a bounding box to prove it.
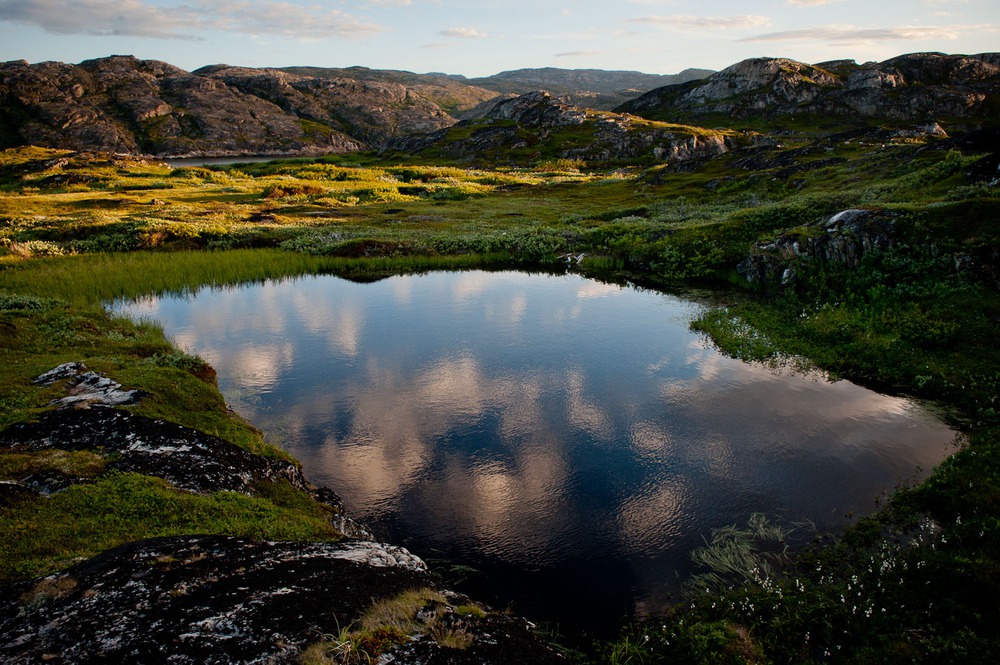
[0,406,308,497]
[0,535,563,664]
[738,208,897,290]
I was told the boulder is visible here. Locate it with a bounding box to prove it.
[737,208,897,289]
[0,535,565,664]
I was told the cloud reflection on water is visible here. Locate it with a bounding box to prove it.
[117,271,956,625]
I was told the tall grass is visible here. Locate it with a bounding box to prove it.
[0,249,508,307]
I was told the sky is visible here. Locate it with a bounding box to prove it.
[0,0,997,77]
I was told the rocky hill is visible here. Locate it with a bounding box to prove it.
[2,52,993,160]
[384,90,766,166]
[278,65,500,116]
[618,52,1000,128]
[0,56,366,157]
[0,56,465,157]
[0,57,709,158]
[194,64,457,147]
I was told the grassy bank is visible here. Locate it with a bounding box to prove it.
[1,138,998,661]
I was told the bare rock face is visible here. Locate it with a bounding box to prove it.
[0,406,310,497]
[0,56,463,157]
[484,90,588,126]
[681,58,840,110]
[0,535,565,664]
[0,536,422,664]
[619,52,1000,125]
[196,65,456,146]
[737,208,898,289]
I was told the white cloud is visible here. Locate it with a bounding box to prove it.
[741,24,990,43]
[0,0,383,40]
[627,14,771,30]
[555,50,605,58]
[440,26,489,38]
[785,0,844,6]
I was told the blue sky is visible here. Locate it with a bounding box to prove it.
[0,1,997,76]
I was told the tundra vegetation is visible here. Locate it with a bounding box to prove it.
[0,120,998,662]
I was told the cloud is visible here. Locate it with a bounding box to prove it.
[741,24,988,43]
[0,0,383,40]
[0,0,191,39]
[440,26,489,38]
[555,50,605,58]
[785,0,844,6]
[627,14,771,30]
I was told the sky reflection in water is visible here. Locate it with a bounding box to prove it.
[120,271,955,633]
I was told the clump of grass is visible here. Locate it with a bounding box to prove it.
[302,588,485,663]
[687,513,803,594]
[0,450,107,480]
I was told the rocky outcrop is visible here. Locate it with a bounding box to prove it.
[0,534,564,664]
[385,91,763,165]
[4,363,372,538]
[619,52,1000,125]
[738,208,897,289]
[33,362,146,408]
[0,407,310,497]
[484,90,588,126]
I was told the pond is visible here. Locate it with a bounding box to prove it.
[116,270,955,637]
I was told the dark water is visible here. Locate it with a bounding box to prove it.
[116,271,954,636]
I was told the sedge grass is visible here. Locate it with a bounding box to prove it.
[0,249,509,307]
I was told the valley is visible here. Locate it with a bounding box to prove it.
[1,51,999,663]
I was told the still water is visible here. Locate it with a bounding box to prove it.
[117,271,954,635]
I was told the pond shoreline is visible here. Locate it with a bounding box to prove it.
[1,252,995,662]
[0,360,568,663]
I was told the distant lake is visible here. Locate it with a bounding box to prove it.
[115,271,955,637]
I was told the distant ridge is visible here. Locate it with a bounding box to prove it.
[463,67,714,110]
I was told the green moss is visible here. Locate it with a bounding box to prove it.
[0,450,107,480]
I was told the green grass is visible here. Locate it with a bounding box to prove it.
[0,472,340,583]
[1,134,999,662]
[301,587,486,663]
